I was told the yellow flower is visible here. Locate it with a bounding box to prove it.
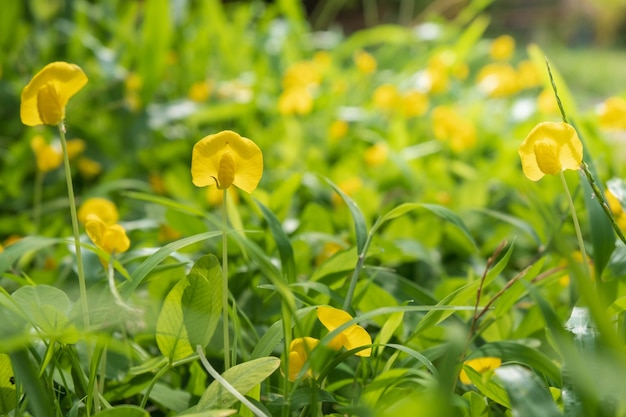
[282,61,321,90]
[489,35,515,61]
[278,87,314,115]
[606,189,624,216]
[77,157,102,179]
[432,106,476,152]
[477,63,520,98]
[400,90,429,118]
[598,96,626,130]
[288,337,320,381]
[317,306,372,357]
[21,62,88,126]
[328,120,349,142]
[537,89,560,116]
[188,80,212,102]
[85,214,130,255]
[191,130,263,193]
[66,138,86,159]
[517,60,541,89]
[519,122,583,181]
[78,198,119,225]
[460,357,502,384]
[373,84,399,112]
[30,135,63,173]
[354,50,377,75]
[331,177,363,206]
[364,142,389,167]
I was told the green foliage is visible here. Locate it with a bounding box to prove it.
[2,0,626,416]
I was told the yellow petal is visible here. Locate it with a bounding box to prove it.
[316,306,353,332]
[217,151,235,189]
[343,325,372,357]
[460,357,502,384]
[191,130,263,193]
[78,198,119,225]
[85,215,107,249]
[288,351,305,382]
[21,62,88,126]
[519,122,583,181]
[102,224,130,254]
[288,337,319,381]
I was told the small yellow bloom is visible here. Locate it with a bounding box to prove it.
[282,61,321,90]
[85,214,130,255]
[519,122,583,181]
[598,96,626,130]
[373,84,399,112]
[66,138,86,160]
[331,177,363,206]
[188,80,212,102]
[21,62,88,126]
[78,198,119,225]
[317,306,372,357]
[191,130,263,193]
[328,120,349,142]
[30,135,63,173]
[288,337,320,381]
[432,106,476,152]
[400,90,429,118]
[460,357,502,384]
[517,60,541,89]
[537,89,560,116]
[489,35,515,61]
[278,87,314,115]
[477,63,520,98]
[364,142,389,167]
[606,189,624,216]
[77,157,102,179]
[354,50,377,75]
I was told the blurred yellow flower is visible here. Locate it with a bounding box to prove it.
[354,50,377,75]
[317,306,372,357]
[21,62,87,126]
[598,96,626,130]
[489,35,515,61]
[78,197,119,225]
[288,337,320,381]
[283,61,322,90]
[460,357,502,384]
[605,189,626,232]
[424,63,449,95]
[517,60,541,89]
[313,51,332,72]
[477,63,520,98]
[30,135,63,173]
[77,157,102,179]
[207,186,239,206]
[278,87,314,115]
[432,106,476,152]
[328,120,349,142]
[373,84,399,112]
[315,241,344,265]
[85,214,130,255]
[401,90,429,118]
[519,122,583,181]
[188,80,212,102]
[364,142,389,167]
[191,130,263,193]
[559,250,595,287]
[537,89,560,116]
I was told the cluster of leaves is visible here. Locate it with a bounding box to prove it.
[2,0,626,416]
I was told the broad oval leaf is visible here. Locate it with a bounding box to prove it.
[156,255,223,361]
[197,357,280,410]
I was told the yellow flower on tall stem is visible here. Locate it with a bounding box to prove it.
[191,130,263,370]
[20,62,87,126]
[518,121,582,181]
[85,214,130,256]
[317,306,372,357]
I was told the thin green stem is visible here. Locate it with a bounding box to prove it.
[342,234,372,311]
[57,122,89,330]
[560,172,591,280]
[222,189,231,370]
[33,170,43,234]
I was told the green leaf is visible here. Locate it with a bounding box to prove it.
[120,231,222,300]
[197,357,280,410]
[93,405,150,417]
[463,366,510,408]
[12,285,78,343]
[256,200,296,283]
[0,353,16,415]
[496,365,562,417]
[323,176,368,254]
[156,255,222,361]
